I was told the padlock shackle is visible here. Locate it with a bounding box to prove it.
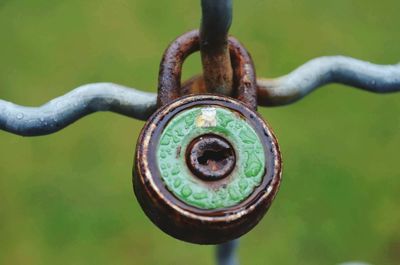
[157,30,257,110]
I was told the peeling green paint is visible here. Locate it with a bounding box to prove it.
[156,106,265,209]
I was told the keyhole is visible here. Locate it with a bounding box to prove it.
[198,148,231,165]
[186,134,236,181]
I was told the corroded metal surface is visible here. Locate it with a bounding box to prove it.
[187,134,236,181]
[157,30,257,110]
[1,57,399,136]
[200,0,233,95]
[133,95,282,244]
[0,2,396,265]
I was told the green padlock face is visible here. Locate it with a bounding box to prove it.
[134,95,282,244]
[157,105,266,210]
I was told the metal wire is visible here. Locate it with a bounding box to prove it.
[0,58,394,265]
[0,2,396,264]
[200,0,233,95]
[200,0,232,42]
[216,240,239,265]
[1,56,399,137]
[0,83,156,136]
[257,56,400,106]
[0,56,398,265]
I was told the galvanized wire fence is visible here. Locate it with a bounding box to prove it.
[1,56,399,136]
[1,55,399,265]
[0,0,399,264]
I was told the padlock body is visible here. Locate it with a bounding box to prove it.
[133,95,282,244]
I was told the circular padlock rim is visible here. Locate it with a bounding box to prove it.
[134,94,282,224]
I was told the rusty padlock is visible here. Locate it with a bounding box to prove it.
[133,30,282,244]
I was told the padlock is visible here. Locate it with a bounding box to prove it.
[133,30,282,244]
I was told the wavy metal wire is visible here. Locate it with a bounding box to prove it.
[1,0,399,264]
[0,83,156,136]
[0,57,398,265]
[257,56,400,106]
[2,56,398,265]
[1,56,399,137]
[0,55,398,265]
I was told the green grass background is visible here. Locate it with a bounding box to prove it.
[0,0,399,264]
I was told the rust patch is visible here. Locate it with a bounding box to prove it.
[186,134,236,182]
[157,30,258,111]
[133,95,282,244]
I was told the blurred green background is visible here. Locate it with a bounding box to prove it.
[0,0,399,264]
